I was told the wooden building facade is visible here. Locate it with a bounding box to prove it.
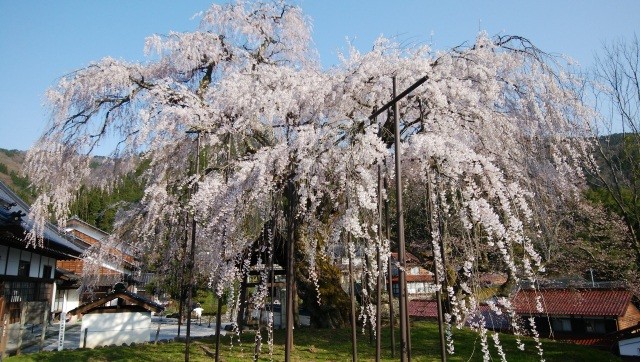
[0,181,83,323]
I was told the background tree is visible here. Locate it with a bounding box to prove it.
[587,35,640,273]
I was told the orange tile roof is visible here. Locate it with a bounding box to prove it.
[547,333,615,347]
[392,274,434,283]
[512,288,633,317]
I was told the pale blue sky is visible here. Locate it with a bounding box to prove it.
[1,1,638,151]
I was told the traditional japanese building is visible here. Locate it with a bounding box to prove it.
[0,181,83,323]
[390,252,437,299]
[57,216,140,305]
[512,287,640,347]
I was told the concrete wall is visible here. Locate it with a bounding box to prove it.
[80,311,151,348]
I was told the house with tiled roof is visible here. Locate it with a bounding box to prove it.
[390,252,436,299]
[512,287,640,347]
[56,216,141,306]
[0,180,84,324]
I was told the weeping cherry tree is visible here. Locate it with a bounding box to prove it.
[24,1,595,360]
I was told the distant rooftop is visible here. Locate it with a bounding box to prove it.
[513,288,635,317]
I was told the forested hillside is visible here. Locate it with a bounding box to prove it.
[0,147,144,232]
[0,148,34,202]
[69,166,145,232]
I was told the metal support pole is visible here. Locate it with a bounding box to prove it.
[405,271,412,361]
[185,132,201,362]
[215,134,232,362]
[393,76,409,362]
[369,75,429,121]
[376,165,383,361]
[237,273,248,333]
[178,212,188,337]
[214,296,223,361]
[434,271,447,362]
[364,253,373,345]
[285,177,296,362]
[435,187,448,362]
[426,172,447,362]
[371,75,431,359]
[384,167,396,358]
[348,233,358,362]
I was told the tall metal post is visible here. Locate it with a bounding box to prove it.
[375,164,383,361]
[435,181,448,362]
[405,267,412,361]
[348,233,358,362]
[215,133,232,362]
[434,265,447,362]
[214,297,223,362]
[285,176,296,361]
[185,131,201,362]
[237,273,248,333]
[365,253,373,345]
[393,76,409,362]
[384,165,396,358]
[178,212,189,337]
[344,176,358,362]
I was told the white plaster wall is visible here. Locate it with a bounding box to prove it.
[1,247,56,277]
[80,311,151,348]
[619,336,640,356]
[5,248,19,275]
[29,253,40,277]
[53,289,78,312]
[64,289,81,312]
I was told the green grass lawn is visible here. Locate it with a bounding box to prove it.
[5,321,621,361]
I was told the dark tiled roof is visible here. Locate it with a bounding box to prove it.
[468,304,511,331]
[0,180,83,257]
[513,288,634,317]
[68,290,164,315]
[390,252,420,264]
[408,299,438,318]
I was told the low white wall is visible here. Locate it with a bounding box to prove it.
[80,311,151,348]
[64,289,81,312]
